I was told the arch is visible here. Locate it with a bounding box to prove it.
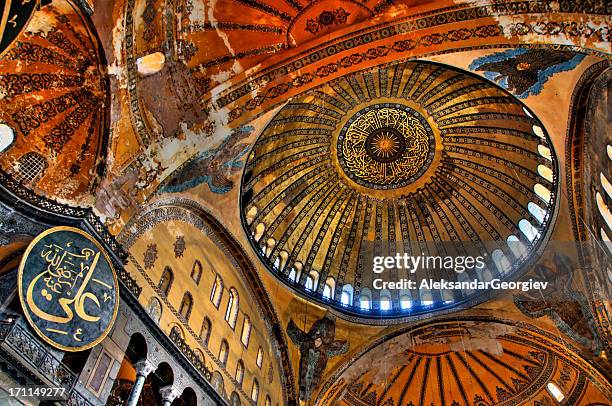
[179,292,193,321]
[251,378,260,403]
[323,277,336,300]
[191,260,203,284]
[265,395,272,406]
[230,391,242,406]
[175,387,198,406]
[256,346,264,369]
[420,290,433,306]
[225,287,239,328]
[532,125,545,138]
[211,371,225,396]
[519,219,539,242]
[359,288,372,310]
[379,289,392,311]
[170,325,185,340]
[537,164,554,182]
[155,362,175,386]
[399,295,412,310]
[125,333,148,364]
[534,183,552,203]
[159,266,174,296]
[13,152,47,185]
[219,339,229,366]
[210,274,223,308]
[341,284,353,306]
[601,173,612,199]
[492,249,511,274]
[146,297,163,323]
[507,235,527,259]
[241,316,252,347]
[254,222,266,242]
[546,382,565,402]
[538,144,552,161]
[596,192,612,231]
[235,360,245,386]
[200,317,212,346]
[528,202,547,224]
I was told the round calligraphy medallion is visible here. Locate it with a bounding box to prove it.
[18,227,119,351]
[337,103,435,189]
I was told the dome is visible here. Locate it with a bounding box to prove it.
[240,60,558,318]
[317,319,612,405]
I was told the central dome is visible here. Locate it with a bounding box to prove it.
[338,103,435,189]
[240,60,558,319]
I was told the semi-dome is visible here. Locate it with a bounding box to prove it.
[240,60,558,318]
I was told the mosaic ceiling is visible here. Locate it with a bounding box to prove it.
[0,0,109,202]
[317,319,612,405]
[240,60,559,317]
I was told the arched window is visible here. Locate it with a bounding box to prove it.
[528,202,546,224]
[179,292,193,321]
[532,124,544,138]
[492,249,511,274]
[256,346,264,369]
[251,379,260,403]
[136,52,165,75]
[159,267,173,296]
[601,173,612,198]
[13,152,47,185]
[596,192,612,231]
[608,145,612,161]
[200,317,212,346]
[235,360,245,386]
[537,164,553,182]
[170,325,183,340]
[265,396,271,406]
[519,219,539,242]
[420,290,433,306]
[341,284,353,306]
[359,292,371,310]
[288,268,297,283]
[305,276,314,291]
[254,222,265,242]
[400,295,412,310]
[546,382,565,402]
[379,290,392,311]
[241,316,251,347]
[507,235,527,259]
[219,340,229,366]
[323,277,335,300]
[225,288,239,328]
[210,274,223,308]
[601,227,612,253]
[191,260,203,284]
[534,183,551,204]
[230,392,242,406]
[0,123,14,152]
[537,144,552,161]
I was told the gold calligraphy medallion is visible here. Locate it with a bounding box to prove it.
[337,103,435,189]
[18,226,119,351]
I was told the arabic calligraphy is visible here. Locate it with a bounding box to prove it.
[337,104,435,189]
[18,227,119,351]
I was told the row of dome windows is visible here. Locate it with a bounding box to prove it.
[158,263,270,405]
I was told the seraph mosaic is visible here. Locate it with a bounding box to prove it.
[159,126,253,194]
[469,48,585,98]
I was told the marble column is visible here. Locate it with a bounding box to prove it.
[126,359,155,406]
[160,385,180,406]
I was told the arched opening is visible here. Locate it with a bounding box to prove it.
[341,284,353,306]
[136,52,166,75]
[210,274,223,308]
[172,387,198,406]
[225,288,239,328]
[251,379,260,403]
[159,266,174,296]
[200,317,212,347]
[379,289,392,311]
[256,347,264,369]
[147,297,163,323]
[230,391,241,406]
[0,123,14,152]
[179,292,193,321]
[219,340,229,366]
[235,360,245,386]
[191,260,203,284]
[359,289,372,310]
[241,316,252,347]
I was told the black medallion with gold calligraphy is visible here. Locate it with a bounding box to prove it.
[18,227,119,351]
[337,103,435,189]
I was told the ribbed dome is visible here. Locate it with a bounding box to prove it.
[317,320,612,405]
[240,60,558,318]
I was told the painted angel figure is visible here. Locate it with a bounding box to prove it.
[287,314,348,402]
